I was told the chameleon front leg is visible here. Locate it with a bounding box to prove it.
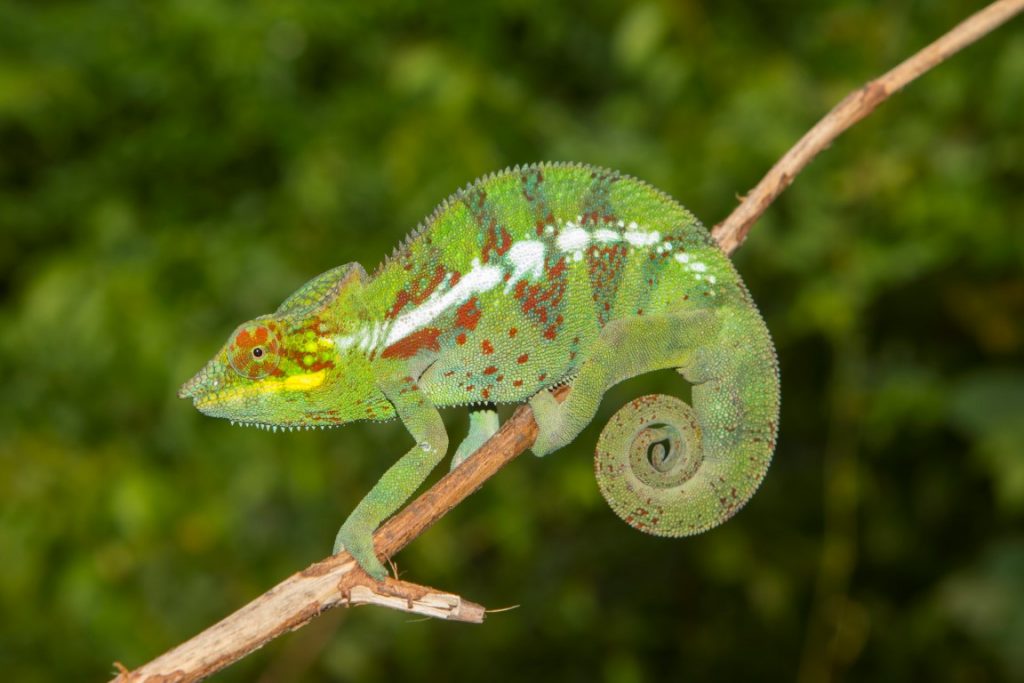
[450,404,500,471]
[333,375,449,581]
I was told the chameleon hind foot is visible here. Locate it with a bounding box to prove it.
[529,389,567,457]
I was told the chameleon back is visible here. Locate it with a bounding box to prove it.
[364,163,774,404]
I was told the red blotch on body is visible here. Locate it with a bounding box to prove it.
[483,366,498,375]
[455,297,481,331]
[482,223,513,263]
[419,266,447,300]
[481,340,494,355]
[386,290,412,320]
[381,328,442,360]
[456,333,467,345]
[517,353,529,364]
[386,265,448,319]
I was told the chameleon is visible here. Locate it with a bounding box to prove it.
[179,162,780,581]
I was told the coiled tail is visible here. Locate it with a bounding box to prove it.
[595,304,780,536]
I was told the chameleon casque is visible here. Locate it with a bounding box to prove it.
[179,162,780,580]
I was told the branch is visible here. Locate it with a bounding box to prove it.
[711,0,1024,253]
[113,3,1023,681]
[114,388,568,683]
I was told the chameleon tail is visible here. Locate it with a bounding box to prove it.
[594,305,780,536]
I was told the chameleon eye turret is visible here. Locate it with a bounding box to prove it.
[228,322,283,379]
[181,163,779,581]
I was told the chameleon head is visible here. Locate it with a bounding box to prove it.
[178,318,330,427]
[178,262,388,430]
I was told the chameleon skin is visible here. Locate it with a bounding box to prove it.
[179,162,780,580]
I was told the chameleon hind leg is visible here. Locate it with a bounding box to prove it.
[450,404,500,471]
[529,310,720,457]
[531,306,778,538]
[333,375,449,581]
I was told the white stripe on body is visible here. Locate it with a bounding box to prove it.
[384,259,503,346]
[340,219,710,353]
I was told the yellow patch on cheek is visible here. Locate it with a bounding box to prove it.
[282,370,326,392]
[196,370,327,407]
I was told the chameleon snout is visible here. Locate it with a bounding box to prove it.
[178,374,199,400]
[178,357,228,403]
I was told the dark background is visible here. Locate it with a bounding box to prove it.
[2,1,1022,681]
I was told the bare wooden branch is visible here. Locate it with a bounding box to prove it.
[112,3,1022,681]
[711,0,1024,254]
[114,387,567,683]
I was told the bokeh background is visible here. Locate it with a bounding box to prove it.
[2,1,1022,681]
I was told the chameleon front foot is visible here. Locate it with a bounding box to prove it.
[334,522,389,581]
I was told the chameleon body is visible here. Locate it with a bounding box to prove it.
[180,163,780,580]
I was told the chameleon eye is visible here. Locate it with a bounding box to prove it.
[229,323,281,379]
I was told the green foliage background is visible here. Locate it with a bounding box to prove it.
[2,1,1022,681]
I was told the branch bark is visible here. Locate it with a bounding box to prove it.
[711,0,1024,253]
[113,2,1023,681]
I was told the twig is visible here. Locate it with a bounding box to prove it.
[711,0,1024,253]
[114,389,566,683]
[112,3,1023,681]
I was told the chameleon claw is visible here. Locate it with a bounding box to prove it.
[334,525,389,581]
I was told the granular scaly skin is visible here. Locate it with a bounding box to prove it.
[180,162,780,580]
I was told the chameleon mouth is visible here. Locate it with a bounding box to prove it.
[180,382,237,411]
[177,377,204,401]
[178,358,226,401]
